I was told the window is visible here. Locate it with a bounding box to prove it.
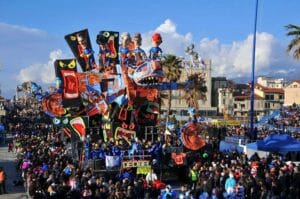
[265,94,274,100]
[265,102,270,108]
[279,95,284,100]
[234,104,237,108]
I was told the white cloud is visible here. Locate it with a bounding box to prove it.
[0,22,46,35]
[17,49,64,84]
[0,23,65,98]
[141,19,193,56]
[197,32,300,78]
[138,20,300,79]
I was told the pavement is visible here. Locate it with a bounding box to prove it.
[0,135,27,199]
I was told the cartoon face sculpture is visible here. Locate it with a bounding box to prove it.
[131,60,164,86]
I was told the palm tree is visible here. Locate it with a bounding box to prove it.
[182,73,207,110]
[286,24,300,59]
[161,54,183,128]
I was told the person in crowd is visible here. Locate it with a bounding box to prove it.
[188,164,198,191]
[0,167,7,194]
[145,168,158,184]
[225,172,236,197]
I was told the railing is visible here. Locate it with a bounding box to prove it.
[84,150,152,172]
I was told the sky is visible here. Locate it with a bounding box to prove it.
[0,0,299,98]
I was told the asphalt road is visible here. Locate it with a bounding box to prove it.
[0,136,27,199]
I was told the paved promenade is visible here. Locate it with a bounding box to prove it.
[0,136,27,199]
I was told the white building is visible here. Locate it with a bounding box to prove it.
[218,87,234,116]
[257,76,287,88]
[161,59,217,117]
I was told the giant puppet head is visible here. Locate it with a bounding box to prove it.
[180,121,206,151]
[130,60,164,86]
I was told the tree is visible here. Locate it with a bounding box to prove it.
[286,24,300,59]
[182,73,207,110]
[161,54,183,127]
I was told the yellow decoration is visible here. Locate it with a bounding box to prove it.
[68,59,76,68]
[70,35,77,41]
[59,61,65,68]
[136,166,151,175]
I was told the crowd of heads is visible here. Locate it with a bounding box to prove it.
[3,97,300,198]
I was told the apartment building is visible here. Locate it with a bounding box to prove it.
[284,80,300,106]
[232,94,265,119]
[211,77,227,112]
[257,76,287,88]
[218,77,285,119]
[254,83,284,114]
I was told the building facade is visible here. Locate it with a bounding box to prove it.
[218,87,234,116]
[232,94,265,120]
[161,59,217,117]
[211,77,227,112]
[254,83,284,114]
[257,76,287,88]
[284,80,300,106]
[217,79,285,120]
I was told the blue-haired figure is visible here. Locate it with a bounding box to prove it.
[149,33,162,60]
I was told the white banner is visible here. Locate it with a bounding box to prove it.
[105,156,121,168]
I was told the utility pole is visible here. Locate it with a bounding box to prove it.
[250,0,259,137]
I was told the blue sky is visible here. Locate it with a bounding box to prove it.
[0,0,299,98]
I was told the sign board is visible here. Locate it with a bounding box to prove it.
[122,160,150,168]
[136,166,151,175]
[212,119,241,126]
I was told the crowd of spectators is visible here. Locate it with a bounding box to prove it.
[3,97,300,199]
[268,105,300,132]
[9,124,299,199]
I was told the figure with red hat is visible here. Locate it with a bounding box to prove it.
[149,33,162,60]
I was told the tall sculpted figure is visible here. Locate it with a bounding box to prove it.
[120,32,133,65]
[132,33,146,66]
[96,31,119,72]
[149,33,162,61]
[76,32,96,70]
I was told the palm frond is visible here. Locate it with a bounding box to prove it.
[293,48,300,59]
[285,24,300,60]
[285,24,300,31]
[286,31,300,36]
[287,38,300,52]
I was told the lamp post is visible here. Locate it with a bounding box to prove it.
[250,0,259,136]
